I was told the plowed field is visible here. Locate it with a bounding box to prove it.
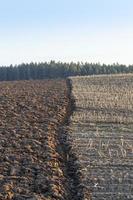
[0,80,71,200]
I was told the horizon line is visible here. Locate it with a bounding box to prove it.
[0,60,133,67]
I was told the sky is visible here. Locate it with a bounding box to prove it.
[0,0,133,65]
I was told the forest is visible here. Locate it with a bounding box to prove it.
[0,61,133,81]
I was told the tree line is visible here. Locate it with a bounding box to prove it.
[0,61,133,81]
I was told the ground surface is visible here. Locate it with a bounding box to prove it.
[0,75,133,200]
[0,80,72,200]
[68,74,133,200]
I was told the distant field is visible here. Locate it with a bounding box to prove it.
[68,74,133,200]
[0,80,70,200]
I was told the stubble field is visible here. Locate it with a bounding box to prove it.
[68,74,133,200]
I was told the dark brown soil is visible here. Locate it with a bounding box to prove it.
[0,80,81,200]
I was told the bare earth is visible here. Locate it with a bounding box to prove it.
[0,80,70,200]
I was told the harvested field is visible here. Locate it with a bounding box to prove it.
[0,80,76,200]
[68,74,133,200]
[1,75,133,200]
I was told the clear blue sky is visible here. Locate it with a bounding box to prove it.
[0,0,133,65]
